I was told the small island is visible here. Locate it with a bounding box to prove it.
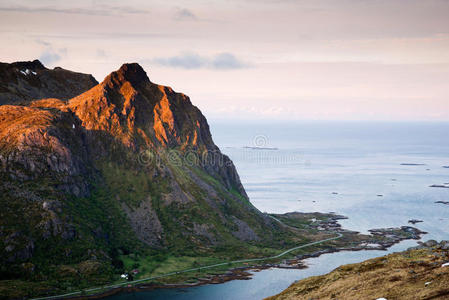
[435,201,449,205]
[430,184,449,189]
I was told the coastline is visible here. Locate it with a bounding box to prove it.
[43,212,426,300]
[62,239,423,300]
[266,240,449,300]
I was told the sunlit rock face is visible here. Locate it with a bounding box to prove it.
[68,63,214,151]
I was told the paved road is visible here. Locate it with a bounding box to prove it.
[32,229,342,300]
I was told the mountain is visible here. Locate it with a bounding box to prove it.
[0,62,291,297]
[0,59,98,105]
[267,240,449,300]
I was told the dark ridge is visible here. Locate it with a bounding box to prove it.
[0,59,98,104]
[10,59,46,70]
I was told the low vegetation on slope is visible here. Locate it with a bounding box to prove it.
[267,240,449,300]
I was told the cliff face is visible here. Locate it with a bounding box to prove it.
[0,62,281,293]
[66,63,245,195]
[0,60,98,105]
[0,104,91,196]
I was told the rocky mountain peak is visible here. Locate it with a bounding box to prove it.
[68,63,216,151]
[104,63,150,88]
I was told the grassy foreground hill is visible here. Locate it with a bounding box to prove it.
[267,240,449,300]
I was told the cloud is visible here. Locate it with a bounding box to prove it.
[39,50,61,66]
[212,53,248,70]
[35,39,50,47]
[38,46,68,67]
[151,52,250,70]
[174,8,197,21]
[0,5,149,16]
[152,53,206,69]
[58,48,68,56]
[96,49,107,58]
[28,32,178,41]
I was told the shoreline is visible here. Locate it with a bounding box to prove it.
[49,213,426,300]
[266,240,449,299]
[65,238,422,300]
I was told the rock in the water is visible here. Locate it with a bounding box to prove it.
[408,219,423,224]
[424,240,438,247]
[440,240,449,250]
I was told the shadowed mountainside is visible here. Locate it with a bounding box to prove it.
[0,59,98,105]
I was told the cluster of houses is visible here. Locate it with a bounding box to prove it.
[120,269,140,280]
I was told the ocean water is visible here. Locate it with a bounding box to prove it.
[108,121,449,300]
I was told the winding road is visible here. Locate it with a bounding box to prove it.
[32,229,343,300]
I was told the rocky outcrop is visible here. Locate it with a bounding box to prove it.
[3,232,35,263]
[231,217,260,241]
[0,60,98,105]
[0,104,91,196]
[121,198,163,247]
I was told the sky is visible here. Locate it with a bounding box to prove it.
[0,0,448,121]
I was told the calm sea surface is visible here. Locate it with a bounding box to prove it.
[108,121,449,300]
